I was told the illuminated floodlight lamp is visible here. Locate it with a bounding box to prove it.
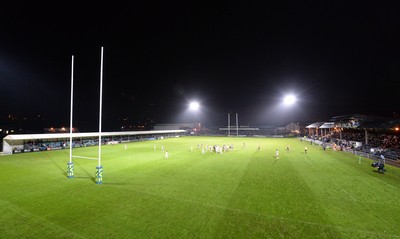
[189,101,200,111]
[283,94,296,106]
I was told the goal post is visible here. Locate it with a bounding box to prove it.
[67,47,105,185]
[95,46,104,184]
[67,55,75,178]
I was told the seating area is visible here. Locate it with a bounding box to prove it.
[321,130,400,160]
[22,135,165,151]
[3,130,186,154]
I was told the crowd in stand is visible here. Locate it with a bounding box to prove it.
[21,134,178,151]
[326,131,400,150]
[310,129,400,160]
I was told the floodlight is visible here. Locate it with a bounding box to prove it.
[189,102,200,111]
[283,95,296,105]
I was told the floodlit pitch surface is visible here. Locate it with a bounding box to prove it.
[1,137,400,238]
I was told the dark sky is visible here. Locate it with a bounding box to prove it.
[1,1,399,131]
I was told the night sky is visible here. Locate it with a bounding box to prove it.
[1,2,399,131]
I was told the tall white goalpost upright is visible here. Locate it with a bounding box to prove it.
[228,113,230,136]
[66,48,105,184]
[236,113,239,137]
[67,55,75,178]
[95,46,104,184]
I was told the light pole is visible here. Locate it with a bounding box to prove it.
[282,94,297,124]
[189,101,201,134]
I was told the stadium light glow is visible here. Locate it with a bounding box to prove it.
[283,94,296,106]
[189,101,200,111]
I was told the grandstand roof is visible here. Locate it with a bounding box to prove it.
[3,130,186,141]
[329,114,367,121]
[327,114,400,130]
[319,122,335,129]
[329,114,388,122]
[306,122,325,128]
[358,119,400,129]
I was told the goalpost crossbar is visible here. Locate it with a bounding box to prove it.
[72,155,98,160]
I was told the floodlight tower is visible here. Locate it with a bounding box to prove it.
[282,93,297,125]
[189,101,201,133]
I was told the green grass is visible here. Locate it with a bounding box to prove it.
[1,136,400,238]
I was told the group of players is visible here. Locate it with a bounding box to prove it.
[150,140,315,161]
[154,142,313,160]
[189,142,311,159]
[193,144,234,155]
[153,140,387,175]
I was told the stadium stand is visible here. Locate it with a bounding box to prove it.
[2,130,186,154]
[304,115,400,164]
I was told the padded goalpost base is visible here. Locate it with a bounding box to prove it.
[67,162,74,178]
[95,166,103,184]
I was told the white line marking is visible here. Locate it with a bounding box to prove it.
[109,184,400,238]
[304,155,312,165]
[341,188,357,202]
